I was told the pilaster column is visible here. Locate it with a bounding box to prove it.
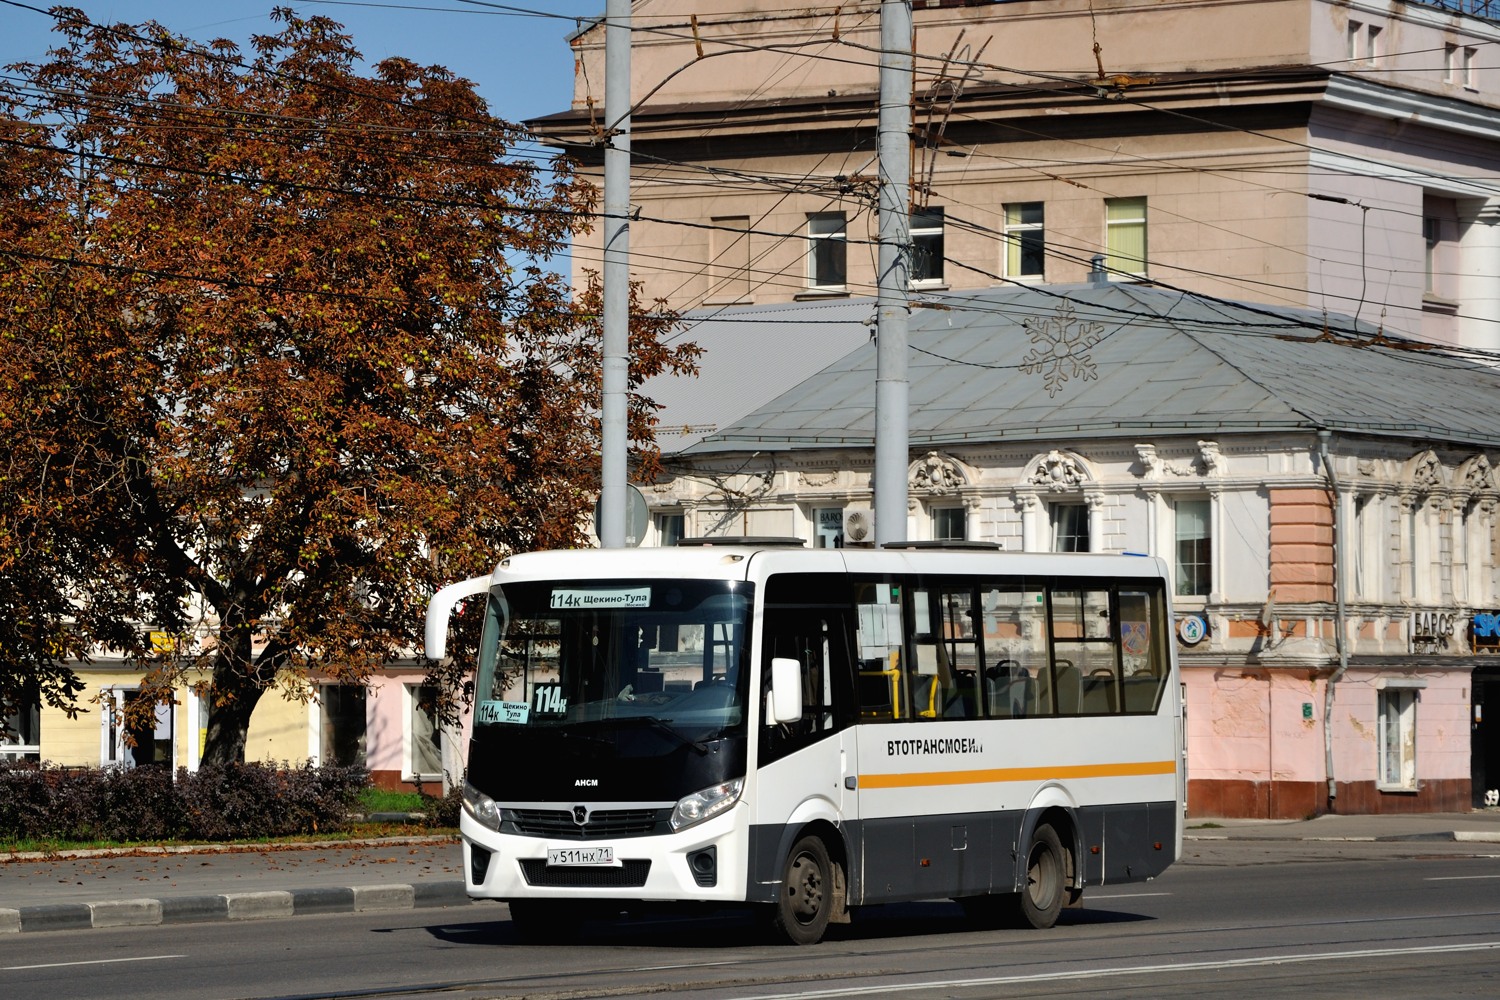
[1459,199,1500,352]
[1017,494,1040,552]
[1086,493,1106,554]
[965,498,984,543]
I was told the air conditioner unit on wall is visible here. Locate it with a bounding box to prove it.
[843,506,873,544]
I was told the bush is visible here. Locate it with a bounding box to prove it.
[99,765,186,841]
[177,762,368,840]
[0,759,370,844]
[422,784,462,828]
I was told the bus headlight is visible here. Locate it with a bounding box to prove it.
[670,777,744,831]
[462,780,502,831]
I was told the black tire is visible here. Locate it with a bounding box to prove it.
[1017,823,1066,929]
[772,834,834,945]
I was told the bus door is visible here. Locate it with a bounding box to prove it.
[758,582,859,890]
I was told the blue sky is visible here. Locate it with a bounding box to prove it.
[0,1,589,124]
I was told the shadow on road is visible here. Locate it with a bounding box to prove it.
[419,897,1155,949]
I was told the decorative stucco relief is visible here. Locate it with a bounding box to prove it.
[797,470,839,488]
[909,451,968,495]
[1405,449,1443,492]
[1026,449,1092,491]
[1460,454,1495,494]
[1199,440,1225,476]
[1133,440,1224,479]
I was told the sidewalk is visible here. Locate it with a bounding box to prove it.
[0,836,469,934]
[1185,809,1500,843]
[5,811,1500,935]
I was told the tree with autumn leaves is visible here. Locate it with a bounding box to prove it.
[0,8,695,764]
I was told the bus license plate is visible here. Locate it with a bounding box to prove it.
[547,846,618,867]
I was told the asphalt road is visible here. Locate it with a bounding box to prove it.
[3,837,1498,1000]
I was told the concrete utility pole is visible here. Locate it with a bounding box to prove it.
[874,0,912,546]
[599,0,631,548]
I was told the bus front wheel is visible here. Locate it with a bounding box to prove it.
[772,835,834,945]
[1017,823,1066,929]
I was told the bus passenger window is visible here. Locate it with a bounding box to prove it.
[854,581,904,719]
[1120,588,1167,713]
[912,585,980,719]
[980,585,1047,718]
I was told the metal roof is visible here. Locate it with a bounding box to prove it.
[666,283,1500,455]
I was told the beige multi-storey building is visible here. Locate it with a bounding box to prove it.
[538,0,1500,352]
[529,1,1500,817]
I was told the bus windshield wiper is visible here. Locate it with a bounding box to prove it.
[605,715,711,755]
[554,729,612,750]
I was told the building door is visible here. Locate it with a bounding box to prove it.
[1473,666,1500,808]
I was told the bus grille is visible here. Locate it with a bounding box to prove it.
[519,860,651,888]
[508,808,665,839]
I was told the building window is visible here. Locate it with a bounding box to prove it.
[101,688,173,768]
[813,506,844,548]
[1,686,41,761]
[406,683,444,781]
[709,215,752,302]
[655,511,685,547]
[1462,501,1493,607]
[1353,493,1386,601]
[1443,44,1476,86]
[1174,498,1211,598]
[1051,503,1089,552]
[1424,216,1440,294]
[1423,195,1458,303]
[1349,21,1383,65]
[1377,686,1418,790]
[932,506,965,541]
[910,207,944,285]
[1105,196,1147,277]
[1003,202,1045,279]
[807,212,847,290]
[319,684,367,768]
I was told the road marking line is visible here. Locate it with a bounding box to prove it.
[3,955,186,972]
[638,961,740,971]
[1086,891,1172,900]
[1425,874,1500,881]
[743,941,1500,999]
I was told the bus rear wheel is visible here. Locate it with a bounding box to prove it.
[772,835,834,945]
[1017,823,1065,929]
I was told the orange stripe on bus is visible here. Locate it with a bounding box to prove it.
[858,760,1177,789]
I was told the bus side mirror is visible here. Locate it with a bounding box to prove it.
[767,657,804,724]
[424,574,492,660]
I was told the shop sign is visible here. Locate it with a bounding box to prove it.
[1410,610,1456,655]
[1472,611,1500,654]
[1176,614,1207,646]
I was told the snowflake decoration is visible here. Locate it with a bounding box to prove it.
[1019,302,1104,396]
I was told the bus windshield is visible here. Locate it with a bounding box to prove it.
[473,579,753,745]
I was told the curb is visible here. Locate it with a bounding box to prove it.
[1185,830,1500,844]
[0,880,470,934]
[0,834,455,864]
